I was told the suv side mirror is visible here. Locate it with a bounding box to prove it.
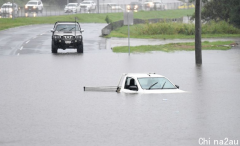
[175,85,179,89]
[129,85,138,91]
[80,29,84,32]
[50,29,54,32]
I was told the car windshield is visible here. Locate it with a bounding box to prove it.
[67,4,77,6]
[55,24,80,31]
[81,2,90,4]
[27,2,38,5]
[137,77,176,90]
[2,5,12,8]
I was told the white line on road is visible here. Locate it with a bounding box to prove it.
[17,53,20,56]
[26,40,30,44]
[20,46,23,50]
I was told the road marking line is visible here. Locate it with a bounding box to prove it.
[17,53,20,56]
[40,33,44,35]
[26,41,30,44]
[20,46,23,50]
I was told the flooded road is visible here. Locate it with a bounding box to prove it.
[0,24,240,146]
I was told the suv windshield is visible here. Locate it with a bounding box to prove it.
[137,77,176,90]
[55,24,80,31]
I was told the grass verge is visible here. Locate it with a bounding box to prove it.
[0,9,194,31]
[107,21,240,39]
[112,41,235,53]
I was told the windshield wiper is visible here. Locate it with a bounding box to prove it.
[162,81,166,89]
[69,27,76,31]
[58,28,66,31]
[148,82,158,90]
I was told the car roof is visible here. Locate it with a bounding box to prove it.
[3,2,16,5]
[56,22,79,24]
[54,22,81,28]
[125,73,165,78]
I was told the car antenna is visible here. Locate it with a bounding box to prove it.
[75,17,77,38]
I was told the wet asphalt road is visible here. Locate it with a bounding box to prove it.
[0,24,240,146]
[0,24,108,55]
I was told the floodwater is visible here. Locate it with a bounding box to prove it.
[0,24,240,146]
[0,48,240,146]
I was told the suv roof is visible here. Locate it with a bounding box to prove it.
[53,21,81,28]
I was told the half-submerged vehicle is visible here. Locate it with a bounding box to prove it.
[84,73,185,94]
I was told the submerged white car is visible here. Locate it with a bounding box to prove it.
[84,73,185,94]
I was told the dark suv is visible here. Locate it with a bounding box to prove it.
[51,21,84,53]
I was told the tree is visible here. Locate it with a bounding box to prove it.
[230,1,240,28]
[191,0,240,28]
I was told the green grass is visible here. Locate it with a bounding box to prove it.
[112,41,235,53]
[0,9,194,31]
[107,21,240,39]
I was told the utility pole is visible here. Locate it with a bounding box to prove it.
[195,0,202,64]
[12,0,14,19]
[97,0,99,14]
[127,12,130,56]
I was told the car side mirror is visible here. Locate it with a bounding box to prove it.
[129,85,138,91]
[175,85,179,89]
[50,29,54,32]
[80,29,84,33]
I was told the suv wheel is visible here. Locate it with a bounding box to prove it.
[52,41,58,53]
[77,42,83,53]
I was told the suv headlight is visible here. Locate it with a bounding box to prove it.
[54,35,61,39]
[33,6,36,9]
[76,35,82,39]
[25,6,28,9]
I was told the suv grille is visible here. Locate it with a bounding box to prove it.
[62,35,74,40]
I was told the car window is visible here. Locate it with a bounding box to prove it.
[138,77,176,89]
[55,24,80,31]
[124,77,137,89]
[2,5,11,8]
